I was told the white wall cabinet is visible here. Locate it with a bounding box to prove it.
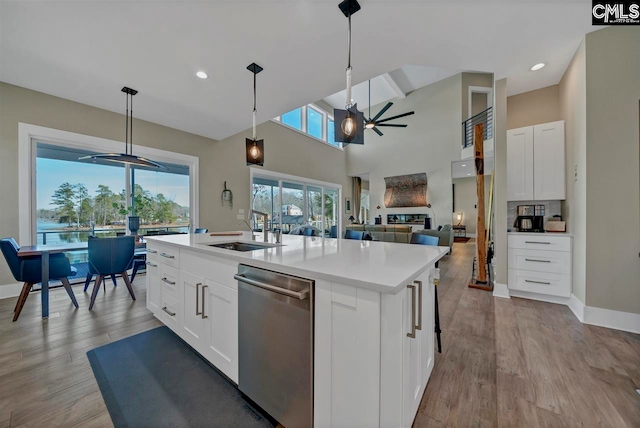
[507,120,565,201]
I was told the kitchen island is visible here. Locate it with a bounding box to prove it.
[145,232,448,428]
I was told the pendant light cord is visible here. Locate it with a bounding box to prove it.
[130,93,133,156]
[345,12,352,109]
[125,91,129,154]
[252,70,257,141]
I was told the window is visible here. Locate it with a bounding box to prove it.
[251,169,341,237]
[306,106,323,140]
[274,104,341,149]
[281,108,302,130]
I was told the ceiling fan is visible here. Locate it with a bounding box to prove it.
[364,80,415,136]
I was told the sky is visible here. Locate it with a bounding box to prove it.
[37,158,190,210]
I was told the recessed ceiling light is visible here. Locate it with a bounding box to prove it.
[467,173,472,176]
[530,63,545,71]
[461,164,466,167]
[196,71,208,79]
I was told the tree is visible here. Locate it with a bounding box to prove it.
[72,184,91,228]
[94,184,114,226]
[51,182,75,226]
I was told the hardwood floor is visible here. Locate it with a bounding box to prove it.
[416,240,640,428]
[0,241,638,427]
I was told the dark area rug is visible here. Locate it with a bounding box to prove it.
[454,237,471,243]
[87,326,276,428]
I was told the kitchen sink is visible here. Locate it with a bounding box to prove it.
[208,242,278,252]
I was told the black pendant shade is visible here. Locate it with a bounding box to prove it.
[245,138,264,166]
[79,87,166,169]
[334,104,365,145]
[246,63,265,166]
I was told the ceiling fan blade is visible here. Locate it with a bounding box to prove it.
[371,102,393,122]
[375,111,415,124]
[377,123,408,128]
[373,126,383,136]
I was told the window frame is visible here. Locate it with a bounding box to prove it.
[18,123,199,245]
[273,103,342,151]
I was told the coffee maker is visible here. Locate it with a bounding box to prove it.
[514,205,545,232]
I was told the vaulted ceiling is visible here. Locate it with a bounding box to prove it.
[0,1,596,141]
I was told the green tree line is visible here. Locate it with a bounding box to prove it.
[48,182,188,227]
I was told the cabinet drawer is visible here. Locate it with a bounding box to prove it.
[158,264,180,299]
[181,250,238,289]
[508,269,570,297]
[161,294,180,330]
[146,243,180,268]
[508,235,571,252]
[508,249,571,275]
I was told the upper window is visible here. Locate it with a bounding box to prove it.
[274,104,341,149]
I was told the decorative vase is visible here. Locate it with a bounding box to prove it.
[128,216,140,235]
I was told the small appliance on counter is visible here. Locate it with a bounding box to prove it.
[514,204,545,232]
[545,215,566,232]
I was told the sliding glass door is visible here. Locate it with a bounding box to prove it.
[251,171,341,237]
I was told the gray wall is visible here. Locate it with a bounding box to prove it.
[462,73,493,120]
[584,28,640,314]
[507,85,561,129]
[207,120,350,233]
[346,74,462,229]
[559,40,588,305]
[493,78,508,286]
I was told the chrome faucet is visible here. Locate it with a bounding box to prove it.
[240,220,255,241]
[251,210,270,242]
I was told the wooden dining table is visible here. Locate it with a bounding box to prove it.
[17,240,146,319]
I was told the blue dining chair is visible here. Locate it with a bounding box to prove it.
[410,233,443,354]
[194,228,208,234]
[87,236,136,310]
[303,228,317,237]
[344,229,364,240]
[0,238,78,321]
[83,235,117,291]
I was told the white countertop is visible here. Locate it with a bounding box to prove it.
[146,232,449,294]
[507,231,573,237]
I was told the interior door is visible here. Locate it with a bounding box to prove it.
[203,279,238,383]
[180,271,206,350]
[507,126,534,201]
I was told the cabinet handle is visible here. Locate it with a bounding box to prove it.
[415,280,423,331]
[525,279,551,285]
[407,285,416,339]
[146,261,157,267]
[201,285,208,319]
[524,241,550,245]
[161,306,176,317]
[161,277,175,285]
[160,252,175,259]
[525,258,550,263]
[147,249,158,254]
[196,283,202,315]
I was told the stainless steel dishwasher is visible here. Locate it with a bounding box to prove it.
[235,264,314,428]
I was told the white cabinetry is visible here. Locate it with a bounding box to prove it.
[508,234,572,298]
[146,243,239,383]
[507,120,565,201]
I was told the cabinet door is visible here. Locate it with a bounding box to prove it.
[145,259,161,316]
[507,126,534,201]
[180,271,206,351]
[534,121,565,200]
[404,283,422,426]
[203,279,238,383]
[419,271,435,389]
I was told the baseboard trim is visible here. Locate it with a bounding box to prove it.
[568,293,585,322]
[508,288,639,334]
[493,282,510,299]
[0,282,23,300]
[583,306,640,334]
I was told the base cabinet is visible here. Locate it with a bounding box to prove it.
[180,271,206,348]
[145,257,162,317]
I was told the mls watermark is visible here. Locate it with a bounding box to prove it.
[592,1,640,24]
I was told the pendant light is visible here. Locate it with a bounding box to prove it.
[246,62,265,166]
[79,87,166,169]
[334,0,364,146]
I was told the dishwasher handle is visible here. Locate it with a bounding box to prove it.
[234,273,309,300]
